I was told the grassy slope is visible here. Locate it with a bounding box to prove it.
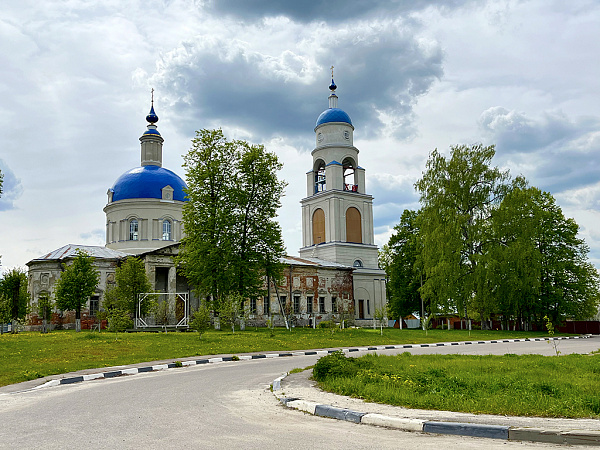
[0,328,558,387]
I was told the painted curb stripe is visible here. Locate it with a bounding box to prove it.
[60,376,84,385]
[423,421,509,439]
[315,405,365,423]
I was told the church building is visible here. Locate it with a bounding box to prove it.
[26,78,387,329]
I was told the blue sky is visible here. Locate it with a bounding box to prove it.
[1,0,600,270]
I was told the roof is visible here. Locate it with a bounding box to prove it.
[315,108,353,127]
[28,244,130,264]
[281,255,353,270]
[110,165,187,202]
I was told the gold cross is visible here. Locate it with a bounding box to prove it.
[151,88,154,104]
[331,65,334,78]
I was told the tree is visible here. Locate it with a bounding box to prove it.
[54,250,99,332]
[178,129,286,308]
[415,144,511,327]
[382,209,424,321]
[38,292,54,334]
[488,185,600,328]
[218,294,243,333]
[103,257,153,319]
[0,268,29,333]
[189,304,211,338]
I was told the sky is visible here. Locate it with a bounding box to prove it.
[1,0,600,272]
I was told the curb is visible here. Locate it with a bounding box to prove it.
[15,334,593,393]
[272,338,600,448]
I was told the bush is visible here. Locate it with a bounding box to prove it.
[107,308,132,335]
[312,350,372,381]
[318,320,335,329]
[189,305,211,338]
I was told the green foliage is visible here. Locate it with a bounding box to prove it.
[189,304,211,338]
[106,257,153,318]
[37,292,54,333]
[318,320,334,329]
[383,209,423,319]
[106,308,132,337]
[313,350,372,381]
[0,268,29,332]
[153,298,173,328]
[415,144,512,324]
[54,250,99,330]
[384,143,600,329]
[218,294,243,333]
[178,129,286,307]
[373,306,386,335]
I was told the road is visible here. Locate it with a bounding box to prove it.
[1,336,599,449]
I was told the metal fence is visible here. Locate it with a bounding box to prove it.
[135,292,190,329]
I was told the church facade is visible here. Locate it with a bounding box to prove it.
[26,80,387,329]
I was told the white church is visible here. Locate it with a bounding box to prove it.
[26,78,387,329]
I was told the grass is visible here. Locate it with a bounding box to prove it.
[312,351,600,418]
[0,327,561,387]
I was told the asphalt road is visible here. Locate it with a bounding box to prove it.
[1,336,599,449]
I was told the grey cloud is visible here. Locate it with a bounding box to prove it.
[0,161,23,211]
[479,107,588,153]
[206,0,471,23]
[153,21,443,145]
[80,229,105,241]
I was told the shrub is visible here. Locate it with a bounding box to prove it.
[312,350,372,381]
[189,305,211,338]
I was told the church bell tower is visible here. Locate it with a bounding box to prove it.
[299,74,379,271]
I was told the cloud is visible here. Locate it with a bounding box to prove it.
[0,160,23,211]
[206,0,472,23]
[478,107,587,153]
[79,229,105,242]
[477,107,600,197]
[151,17,443,144]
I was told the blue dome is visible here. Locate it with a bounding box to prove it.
[111,166,187,202]
[315,108,352,127]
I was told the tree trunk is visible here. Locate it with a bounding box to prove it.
[76,306,81,332]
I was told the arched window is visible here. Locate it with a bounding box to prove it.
[346,207,362,243]
[162,219,172,240]
[353,259,363,268]
[342,157,357,192]
[314,160,326,193]
[312,208,325,245]
[129,219,139,241]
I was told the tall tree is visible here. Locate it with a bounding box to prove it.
[0,268,29,333]
[382,209,423,320]
[103,257,153,319]
[179,129,238,307]
[232,140,286,300]
[54,250,99,332]
[415,144,511,327]
[178,129,286,308]
[491,186,600,326]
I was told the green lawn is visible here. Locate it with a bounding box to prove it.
[313,351,600,418]
[0,327,559,387]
